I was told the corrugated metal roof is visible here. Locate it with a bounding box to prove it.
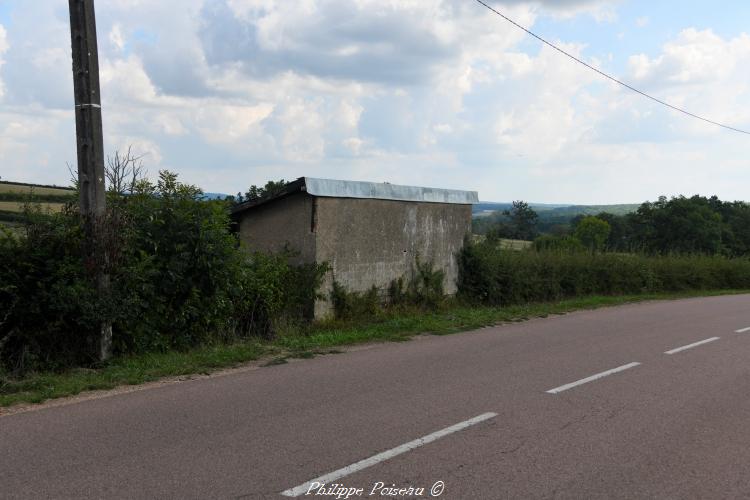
[303,177,478,204]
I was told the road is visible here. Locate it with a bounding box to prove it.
[3,294,750,499]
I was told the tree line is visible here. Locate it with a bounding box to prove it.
[478,195,750,256]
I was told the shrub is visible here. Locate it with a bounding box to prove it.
[458,239,750,306]
[0,207,109,372]
[388,257,445,309]
[533,234,584,252]
[0,171,328,372]
[231,252,328,339]
[330,281,380,320]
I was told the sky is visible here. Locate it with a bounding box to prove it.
[0,1,749,204]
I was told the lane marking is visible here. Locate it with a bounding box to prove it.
[280,412,497,497]
[546,362,641,394]
[735,327,750,333]
[664,336,720,355]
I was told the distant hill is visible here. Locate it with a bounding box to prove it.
[472,202,639,218]
[201,192,230,201]
[472,201,641,236]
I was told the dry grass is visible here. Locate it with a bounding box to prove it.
[497,238,533,250]
[0,201,65,213]
[471,234,533,250]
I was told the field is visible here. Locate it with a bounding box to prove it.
[0,201,65,212]
[0,182,74,196]
[471,234,533,250]
[0,182,73,224]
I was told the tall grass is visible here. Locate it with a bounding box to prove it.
[458,244,750,306]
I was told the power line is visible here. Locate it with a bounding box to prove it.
[473,0,750,135]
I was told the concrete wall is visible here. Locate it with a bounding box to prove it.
[313,197,472,318]
[236,192,316,265]
[236,194,472,319]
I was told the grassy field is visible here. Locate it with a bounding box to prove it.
[0,182,72,222]
[0,182,74,196]
[2,289,746,409]
[0,201,65,213]
[471,235,533,250]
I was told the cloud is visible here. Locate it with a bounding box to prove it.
[626,28,750,135]
[2,0,749,205]
[0,24,8,98]
[200,0,461,85]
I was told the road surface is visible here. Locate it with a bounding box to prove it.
[3,294,750,499]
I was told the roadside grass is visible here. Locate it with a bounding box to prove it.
[2,289,747,408]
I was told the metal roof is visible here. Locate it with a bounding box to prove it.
[231,177,478,215]
[302,177,478,204]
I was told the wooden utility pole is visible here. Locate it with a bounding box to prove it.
[68,0,112,361]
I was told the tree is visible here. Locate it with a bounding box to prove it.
[595,212,632,252]
[235,179,288,204]
[503,200,539,240]
[105,146,147,195]
[574,216,611,252]
[629,196,723,254]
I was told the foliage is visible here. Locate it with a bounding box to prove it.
[476,200,539,241]
[111,171,241,352]
[231,252,328,339]
[330,281,380,320]
[0,206,107,372]
[458,239,750,306]
[533,234,584,252]
[331,258,446,320]
[0,170,326,373]
[574,216,611,252]
[388,258,445,309]
[502,200,539,240]
[233,179,288,204]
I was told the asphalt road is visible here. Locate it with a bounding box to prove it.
[3,294,750,499]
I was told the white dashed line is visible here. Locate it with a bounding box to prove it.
[664,337,720,355]
[735,327,750,333]
[280,412,497,497]
[546,362,641,394]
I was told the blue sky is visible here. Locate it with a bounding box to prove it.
[0,0,748,203]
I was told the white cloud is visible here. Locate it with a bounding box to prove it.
[629,29,746,86]
[195,103,274,144]
[0,24,8,99]
[109,24,126,52]
[626,28,750,136]
[2,1,750,204]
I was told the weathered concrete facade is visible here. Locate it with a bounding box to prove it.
[236,191,315,265]
[233,178,477,318]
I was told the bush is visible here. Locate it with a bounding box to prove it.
[0,171,328,373]
[533,234,584,252]
[458,239,750,306]
[231,252,327,339]
[0,207,109,372]
[112,172,244,352]
[330,281,380,320]
[388,257,445,309]
[330,258,446,320]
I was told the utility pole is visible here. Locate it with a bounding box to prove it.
[68,0,112,361]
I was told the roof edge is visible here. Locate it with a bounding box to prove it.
[303,177,478,205]
[231,176,479,216]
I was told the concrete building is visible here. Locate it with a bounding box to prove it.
[232,177,478,318]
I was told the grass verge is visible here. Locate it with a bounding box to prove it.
[2,289,747,408]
